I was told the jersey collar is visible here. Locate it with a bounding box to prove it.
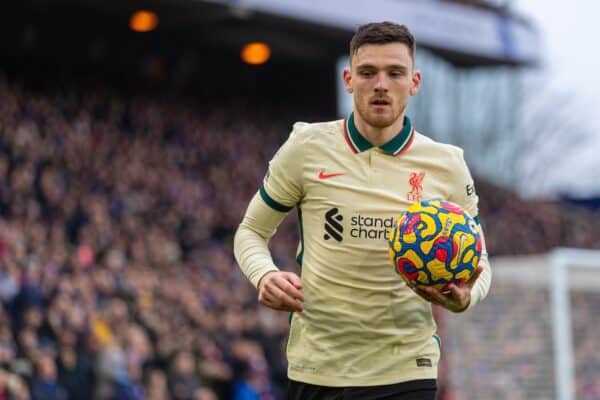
[344,112,414,156]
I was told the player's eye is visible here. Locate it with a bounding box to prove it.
[359,70,374,77]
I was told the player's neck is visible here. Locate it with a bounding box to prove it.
[353,112,406,148]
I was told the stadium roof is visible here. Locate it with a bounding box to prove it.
[5,0,539,68]
[1,0,540,114]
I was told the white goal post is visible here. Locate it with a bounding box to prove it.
[550,247,600,400]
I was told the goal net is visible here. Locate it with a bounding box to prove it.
[439,248,600,400]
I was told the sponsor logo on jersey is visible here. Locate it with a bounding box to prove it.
[350,215,395,240]
[407,171,425,201]
[324,209,397,241]
[324,208,344,241]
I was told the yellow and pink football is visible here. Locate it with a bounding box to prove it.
[388,199,482,291]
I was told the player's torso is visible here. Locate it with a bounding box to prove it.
[298,120,454,288]
[287,120,450,385]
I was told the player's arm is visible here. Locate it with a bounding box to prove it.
[234,124,307,312]
[234,194,304,312]
[416,148,492,312]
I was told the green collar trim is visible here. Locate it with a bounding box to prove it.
[346,112,414,156]
[346,113,373,152]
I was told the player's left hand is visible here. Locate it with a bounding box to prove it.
[413,266,483,313]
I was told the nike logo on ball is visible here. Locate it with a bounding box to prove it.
[318,171,344,179]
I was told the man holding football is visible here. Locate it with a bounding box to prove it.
[234,21,491,400]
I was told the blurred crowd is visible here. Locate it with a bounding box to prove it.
[476,180,599,255]
[0,77,297,400]
[0,74,598,400]
[442,283,556,400]
[441,283,600,400]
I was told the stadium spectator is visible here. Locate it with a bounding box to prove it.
[30,354,68,400]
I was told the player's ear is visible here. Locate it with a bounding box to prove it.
[409,70,421,96]
[343,67,353,94]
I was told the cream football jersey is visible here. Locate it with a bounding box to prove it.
[236,113,491,386]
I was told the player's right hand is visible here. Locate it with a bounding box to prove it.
[257,271,304,312]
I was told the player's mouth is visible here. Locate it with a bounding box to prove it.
[370,98,391,107]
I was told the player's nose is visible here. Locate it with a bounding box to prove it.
[374,73,389,92]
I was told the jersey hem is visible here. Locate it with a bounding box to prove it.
[288,368,437,387]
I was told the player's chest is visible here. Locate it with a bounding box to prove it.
[302,150,451,211]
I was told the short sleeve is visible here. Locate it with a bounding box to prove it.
[260,123,306,212]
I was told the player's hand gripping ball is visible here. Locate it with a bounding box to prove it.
[388,199,482,291]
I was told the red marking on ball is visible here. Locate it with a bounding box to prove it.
[441,202,464,215]
[397,258,418,280]
[403,214,421,234]
[435,249,448,262]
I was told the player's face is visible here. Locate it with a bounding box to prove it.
[344,43,421,129]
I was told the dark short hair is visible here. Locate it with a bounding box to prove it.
[349,22,415,61]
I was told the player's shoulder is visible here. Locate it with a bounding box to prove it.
[289,119,343,144]
[412,130,464,159]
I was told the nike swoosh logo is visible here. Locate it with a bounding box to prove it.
[318,171,344,179]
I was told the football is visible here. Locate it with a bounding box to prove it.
[388,199,482,291]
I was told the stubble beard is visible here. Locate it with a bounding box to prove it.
[356,101,405,129]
